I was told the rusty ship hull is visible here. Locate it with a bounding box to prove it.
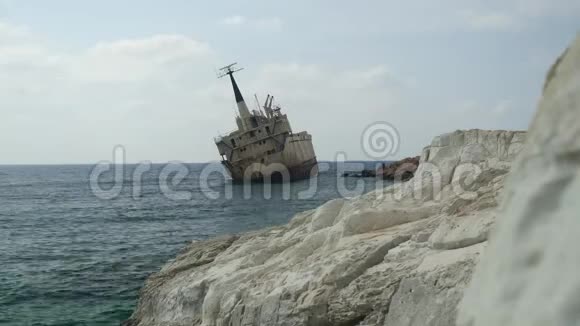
[221,133,318,183]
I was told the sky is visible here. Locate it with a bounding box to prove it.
[0,0,578,164]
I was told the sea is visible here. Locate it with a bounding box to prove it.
[0,162,387,326]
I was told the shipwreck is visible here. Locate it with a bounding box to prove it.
[214,63,318,182]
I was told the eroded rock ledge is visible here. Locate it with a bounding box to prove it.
[124,129,525,326]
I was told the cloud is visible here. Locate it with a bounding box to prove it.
[89,35,211,59]
[0,21,52,66]
[492,100,513,116]
[451,99,517,125]
[218,15,283,31]
[246,63,531,161]
[0,15,537,164]
[0,22,224,163]
[0,20,31,40]
[0,23,414,163]
[467,12,518,31]
[460,10,519,31]
[515,0,580,17]
[246,63,426,160]
[219,15,246,26]
[456,0,580,32]
[72,34,212,82]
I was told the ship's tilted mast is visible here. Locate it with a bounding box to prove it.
[218,63,251,131]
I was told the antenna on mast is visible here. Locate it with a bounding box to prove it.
[218,62,247,105]
[217,62,244,78]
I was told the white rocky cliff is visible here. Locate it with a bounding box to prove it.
[125,35,580,326]
[458,35,580,325]
[124,127,525,326]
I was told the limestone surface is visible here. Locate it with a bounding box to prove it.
[458,34,580,326]
[124,127,525,326]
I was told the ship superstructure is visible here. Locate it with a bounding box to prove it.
[214,63,318,182]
